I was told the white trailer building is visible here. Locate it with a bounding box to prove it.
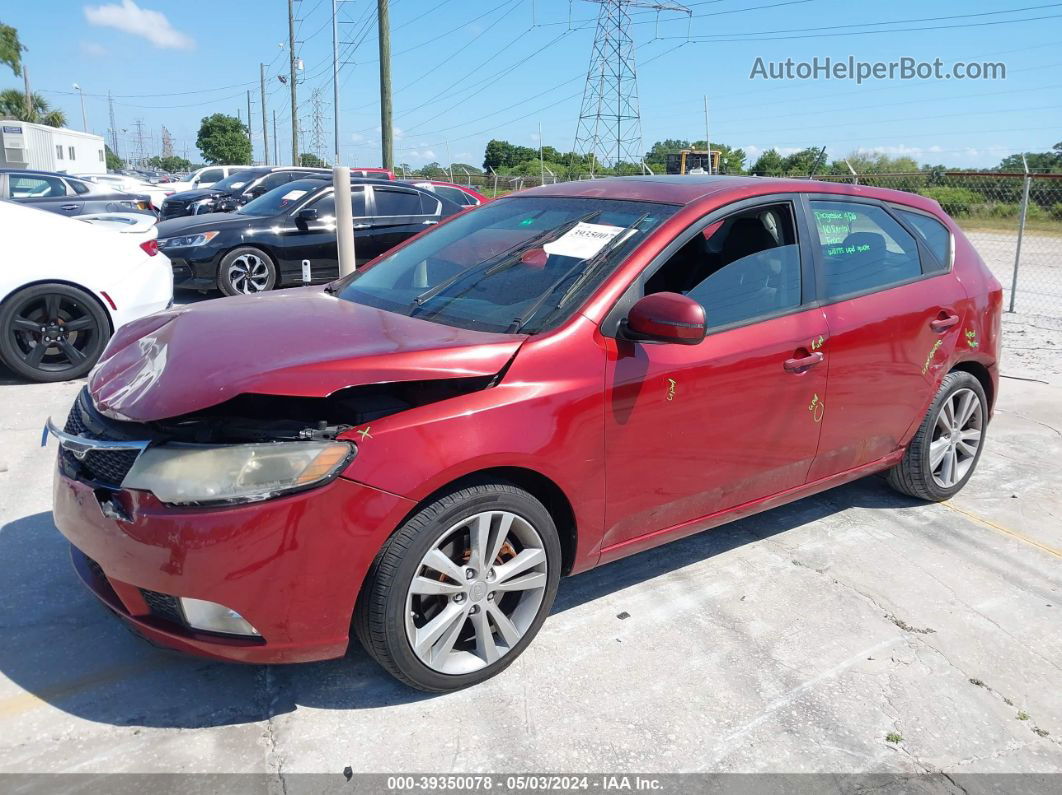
[0,121,106,175]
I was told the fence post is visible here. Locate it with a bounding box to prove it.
[1008,155,1031,313]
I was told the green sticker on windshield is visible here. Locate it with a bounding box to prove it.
[519,217,535,226]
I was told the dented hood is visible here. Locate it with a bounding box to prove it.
[89,288,525,422]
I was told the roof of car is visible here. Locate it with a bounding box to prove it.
[517,175,942,213]
[0,168,79,177]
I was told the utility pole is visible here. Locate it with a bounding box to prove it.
[246,90,253,162]
[539,121,544,184]
[332,0,341,165]
[273,109,279,165]
[378,0,393,170]
[22,65,32,118]
[108,91,119,157]
[703,94,710,175]
[260,63,270,165]
[288,0,300,166]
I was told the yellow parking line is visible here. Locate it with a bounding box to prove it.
[0,659,170,719]
[940,501,1062,559]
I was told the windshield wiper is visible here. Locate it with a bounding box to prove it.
[409,210,601,310]
[508,213,649,333]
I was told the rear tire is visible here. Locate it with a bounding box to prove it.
[354,481,561,692]
[0,284,109,383]
[217,247,277,296]
[887,371,987,501]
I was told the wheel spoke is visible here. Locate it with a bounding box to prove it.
[487,602,522,647]
[63,317,94,332]
[487,513,514,567]
[44,294,60,321]
[940,397,956,428]
[929,438,950,469]
[24,342,47,367]
[471,610,499,665]
[11,317,39,332]
[957,440,979,457]
[429,606,468,664]
[414,602,466,659]
[409,575,465,596]
[956,392,976,427]
[57,338,86,364]
[468,512,493,571]
[960,428,981,444]
[492,571,547,593]
[422,548,465,584]
[940,448,956,486]
[935,408,952,435]
[493,548,545,585]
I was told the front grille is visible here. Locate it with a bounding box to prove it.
[159,200,189,220]
[60,391,145,488]
[140,589,185,626]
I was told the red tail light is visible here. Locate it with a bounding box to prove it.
[140,239,159,257]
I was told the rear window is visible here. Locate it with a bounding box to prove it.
[374,187,427,216]
[897,209,951,272]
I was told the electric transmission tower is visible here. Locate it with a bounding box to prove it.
[572,0,689,171]
[161,126,174,159]
[310,87,327,165]
[107,92,119,157]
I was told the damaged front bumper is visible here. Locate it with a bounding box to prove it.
[53,468,414,664]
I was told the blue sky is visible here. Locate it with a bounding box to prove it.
[5,0,1062,169]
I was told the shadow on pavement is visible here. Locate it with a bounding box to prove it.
[0,476,917,730]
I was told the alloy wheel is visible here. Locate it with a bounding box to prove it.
[5,292,99,375]
[930,387,983,488]
[227,254,271,294]
[404,510,548,675]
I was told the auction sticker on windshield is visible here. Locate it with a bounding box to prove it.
[543,222,625,259]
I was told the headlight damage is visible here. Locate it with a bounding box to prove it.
[123,440,354,505]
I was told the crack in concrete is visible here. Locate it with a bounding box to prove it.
[261,666,287,795]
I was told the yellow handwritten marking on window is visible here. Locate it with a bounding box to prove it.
[921,339,943,375]
[965,329,979,349]
[355,426,373,441]
[808,393,825,423]
[810,335,825,351]
[666,378,677,402]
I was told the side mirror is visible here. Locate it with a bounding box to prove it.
[296,208,319,223]
[624,292,706,345]
[248,186,267,199]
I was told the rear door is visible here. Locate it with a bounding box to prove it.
[364,185,442,259]
[601,197,829,551]
[803,197,968,481]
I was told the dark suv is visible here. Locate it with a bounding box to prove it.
[159,166,331,220]
[155,177,464,295]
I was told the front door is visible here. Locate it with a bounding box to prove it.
[602,199,828,551]
[274,186,369,283]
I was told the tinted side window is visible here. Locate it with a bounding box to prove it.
[897,209,950,272]
[308,186,367,217]
[68,179,90,195]
[198,168,223,183]
[645,203,802,329]
[374,187,425,216]
[810,201,922,300]
[436,186,473,206]
[256,172,293,192]
[8,175,67,198]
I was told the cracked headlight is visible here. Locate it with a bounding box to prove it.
[123,441,354,505]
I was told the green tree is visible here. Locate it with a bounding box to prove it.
[0,22,23,76]
[195,113,251,165]
[147,154,192,173]
[0,88,65,126]
[998,143,1062,173]
[482,138,537,171]
[419,161,449,179]
[299,152,327,167]
[749,148,786,175]
[105,144,123,171]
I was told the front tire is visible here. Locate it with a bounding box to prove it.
[217,247,277,296]
[887,370,987,501]
[354,481,561,692]
[0,284,109,382]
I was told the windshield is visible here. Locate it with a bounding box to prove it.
[210,170,259,192]
[237,179,321,216]
[336,196,678,334]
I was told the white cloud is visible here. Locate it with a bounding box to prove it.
[80,41,109,57]
[408,149,437,160]
[84,0,194,50]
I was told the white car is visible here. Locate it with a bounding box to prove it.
[166,165,246,193]
[76,173,172,212]
[0,201,173,382]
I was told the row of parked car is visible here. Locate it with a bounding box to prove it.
[0,164,489,381]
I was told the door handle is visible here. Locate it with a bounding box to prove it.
[783,351,824,373]
[422,220,438,225]
[352,223,370,229]
[930,313,960,332]
[60,204,78,211]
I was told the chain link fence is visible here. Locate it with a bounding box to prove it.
[403,168,1062,318]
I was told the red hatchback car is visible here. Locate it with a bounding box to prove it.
[48,176,1000,691]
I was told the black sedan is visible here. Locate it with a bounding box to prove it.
[0,169,153,217]
[158,166,331,220]
[156,178,464,295]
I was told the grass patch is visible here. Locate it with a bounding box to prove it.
[886,732,903,744]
